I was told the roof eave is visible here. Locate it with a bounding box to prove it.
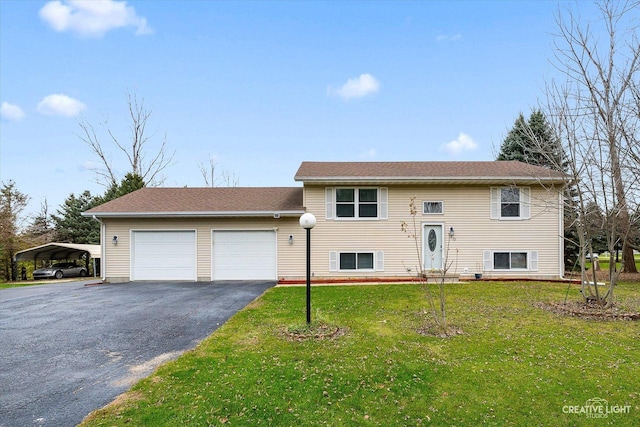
[295,176,566,185]
[82,210,306,218]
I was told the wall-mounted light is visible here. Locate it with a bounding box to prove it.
[112,235,118,245]
[449,227,455,238]
[288,234,294,245]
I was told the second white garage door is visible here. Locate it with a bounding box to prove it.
[212,230,277,280]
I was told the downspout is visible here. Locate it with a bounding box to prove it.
[92,215,106,282]
[557,188,573,282]
[559,190,565,279]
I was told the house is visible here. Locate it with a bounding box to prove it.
[83,161,566,283]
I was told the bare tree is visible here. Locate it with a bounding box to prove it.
[77,92,175,187]
[24,199,57,247]
[401,197,460,336]
[543,0,640,306]
[198,156,239,187]
[0,181,29,281]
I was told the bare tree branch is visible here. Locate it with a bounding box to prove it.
[77,92,175,187]
[544,0,640,305]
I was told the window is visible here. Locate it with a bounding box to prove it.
[330,250,384,271]
[339,252,374,270]
[490,187,531,220]
[423,201,443,214]
[493,252,527,269]
[501,188,520,217]
[484,251,538,271]
[335,188,378,218]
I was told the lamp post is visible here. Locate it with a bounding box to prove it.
[299,213,316,325]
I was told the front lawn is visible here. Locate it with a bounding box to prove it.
[82,281,640,426]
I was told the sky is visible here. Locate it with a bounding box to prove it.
[1,0,602,218]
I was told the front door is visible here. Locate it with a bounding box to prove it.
[423,224,443,271]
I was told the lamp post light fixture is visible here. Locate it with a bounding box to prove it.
[299,212,316,325]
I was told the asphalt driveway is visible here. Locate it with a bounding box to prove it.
[0,280,275,427]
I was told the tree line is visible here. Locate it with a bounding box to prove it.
[0,173,145,281]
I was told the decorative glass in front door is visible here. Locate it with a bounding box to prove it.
[423,224,443,270]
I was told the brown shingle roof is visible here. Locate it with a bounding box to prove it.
[294,161,566,184]
[84,187,304,217]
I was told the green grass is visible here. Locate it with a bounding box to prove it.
[590,254,640,273]
[0,278,92,289]
[81,281,640,426]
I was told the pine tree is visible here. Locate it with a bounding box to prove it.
[99,173,145,204]
[52,191,100,244]
[497,110,563,169]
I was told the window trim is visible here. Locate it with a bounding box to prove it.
[327,187,388,220]
[339,251,375,271]
[329,250,384,272]
[423,201,444,215]
[490,186,531,220]
[483,250,538,271]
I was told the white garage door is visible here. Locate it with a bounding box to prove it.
[212,231,276,280]
[132,231,196,281]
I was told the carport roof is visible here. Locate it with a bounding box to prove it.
[83,187,305,218]
[14,243,101,261]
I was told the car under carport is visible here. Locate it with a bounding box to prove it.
[14,243,101,277]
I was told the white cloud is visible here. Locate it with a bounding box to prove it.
[39,0,153,37]
[360,148,377,159]
[436,34,462,42]
[1,102,26,121]
[442,133,478,156]
[329,73,380,100]
[37,94,86,117]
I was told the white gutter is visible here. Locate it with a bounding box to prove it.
[82,210,306,218]
[92,215,106,282]
[294,176,566,184]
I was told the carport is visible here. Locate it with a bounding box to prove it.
[14,243,101,277]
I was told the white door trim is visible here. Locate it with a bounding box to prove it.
[422,222,445,271]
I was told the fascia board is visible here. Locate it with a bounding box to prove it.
[81,210,306,218]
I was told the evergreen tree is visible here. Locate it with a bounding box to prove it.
[497,110,578,271]
[497,110,563,169]
[99,173,145,204]
[52,191,100,244]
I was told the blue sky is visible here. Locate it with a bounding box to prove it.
[1,0,600,217]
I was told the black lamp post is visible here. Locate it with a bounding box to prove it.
[299,213,316,324]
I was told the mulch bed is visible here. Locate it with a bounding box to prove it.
[282,324,349,341]
[535,301,640,321]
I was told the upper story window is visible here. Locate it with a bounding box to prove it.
[326,187,388,220]
[423,201,443,214]
[336,188,377,218]
[500,188,520,217]
[490,187,531,220]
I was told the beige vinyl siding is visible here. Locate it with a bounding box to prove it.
[101,217,304,282]
[303,184,563,280]
[100,183,563,282]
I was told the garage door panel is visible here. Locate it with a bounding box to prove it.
[213,231,276,280]
[132,231,196,281]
